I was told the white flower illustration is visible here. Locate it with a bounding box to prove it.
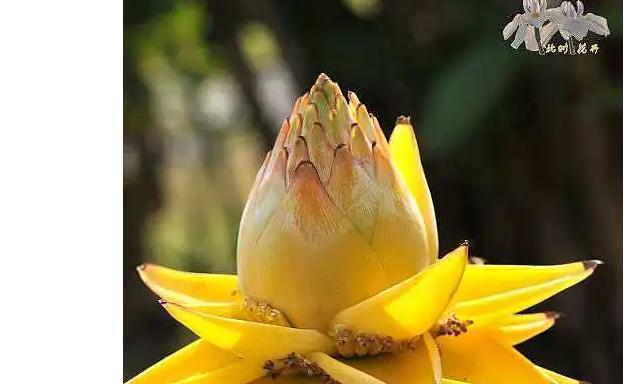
[541,0,609,48]
[503,0,551,50]
[504,0,610,54]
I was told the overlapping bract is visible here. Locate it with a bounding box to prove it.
[237,75,435,331]
[128,75,598,384]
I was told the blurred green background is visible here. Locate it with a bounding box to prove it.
[124,0,622,382]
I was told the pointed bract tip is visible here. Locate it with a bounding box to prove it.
[545,311,564,320]
[460,239,471,248]
[294,159,319,175]
[347,91,360,104]
[335,142,348,152]
[316,73,331,85]
[136,263,148,272]
[395,115,411,125]
[583,260,603,270]
[158,300,184,309]
[296,135,308,144]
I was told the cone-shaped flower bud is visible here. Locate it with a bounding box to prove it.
[237,74,436,330]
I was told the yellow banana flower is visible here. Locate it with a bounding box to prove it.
[127,74,598,384]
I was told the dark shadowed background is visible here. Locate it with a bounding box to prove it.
[124,0,622,381]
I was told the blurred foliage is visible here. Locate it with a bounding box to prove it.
[343,0,382,18]
[423,42,518,151]
[238,22,281,71]
[124,0,622,382]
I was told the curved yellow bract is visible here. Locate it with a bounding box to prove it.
[308,352,385,384]
[126,339,238,384]
[331,244,467,339]
[389,121,438,262]
[438,332,549,384]
[137,264,240,305]
[162,303,335,359]
[453,261,591,302]
[453,268,594,324]
[173,359,265,384]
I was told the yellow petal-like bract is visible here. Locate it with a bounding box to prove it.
[491,312,558,346]
[389,119,438,262]
[438,332,549,384]
[308,352,385,384]
[344,338,439,384]
[453,261,597,302]
[423,333,443,384]
[126,339,239,384]
[331,244,467,339]
[173,359,265,384]
[452,267,595,324]
[162,303,335,359]
[180,302,247,320]
[137,264,240,305]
